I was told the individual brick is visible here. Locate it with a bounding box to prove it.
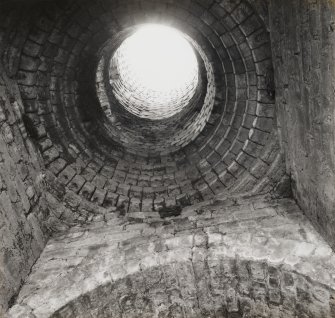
[67,175,85,194]
[138,175,150,187]
[79,182,96,201]
[113,170,126,183]
[141,198,153,212]
[168,185,181,196]
[92,174,107,188]
[105,179,118,193]
[249,128,268,145]
[150,175,163,187]
[129,185,142,199]
[116,195,129,215]
[57,166,76,186]
[117,183,130,196]
[48,157,67,176]
[23,40,41,57]
[103,192,119,208]
[142,187,155,199]
[91,188,107,206]
[42,146,59,165]
[124,174,138,186]
[81,167,96,181]
[128,198,141,212]
[100,166,115,178]
[154,186,168,198]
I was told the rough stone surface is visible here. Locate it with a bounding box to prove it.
[0,64,49,312]
[7,195,335,318]
[0,0,335,317]
[269,0,335,250]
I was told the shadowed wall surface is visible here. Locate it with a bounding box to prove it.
[270,0,335,250]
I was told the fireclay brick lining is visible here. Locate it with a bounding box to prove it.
[7,0,284,220]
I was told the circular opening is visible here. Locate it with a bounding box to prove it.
[110,24,199,120]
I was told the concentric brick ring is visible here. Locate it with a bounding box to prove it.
[110,24,200,120]
[95,28,215,155]
[12,0,285,220]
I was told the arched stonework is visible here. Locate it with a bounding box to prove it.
[50,261,335,318]
[2,0,335,316]
[7,195,335,318]
[0,0,286,228]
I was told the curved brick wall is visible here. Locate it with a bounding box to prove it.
[96,33,215,155]
[50,262,335,318]
[3,1,335,317]
[7,196,335,317]
[1,0,286,226]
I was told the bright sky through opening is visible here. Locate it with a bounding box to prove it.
[118,24,198,93]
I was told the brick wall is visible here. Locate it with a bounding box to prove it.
[0,0,290,312]
[8,195,335,317]
[0,0,288,225]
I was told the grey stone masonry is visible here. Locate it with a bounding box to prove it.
[7,194,335,318]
